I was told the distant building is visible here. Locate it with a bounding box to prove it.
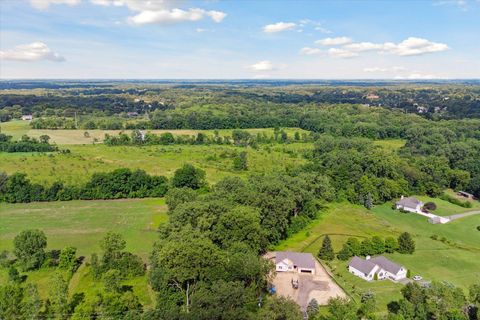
[21,115,33,121]
[457,191,475,200]
[365,93,380,100]
[395,196,423,213]
[127,112,139,117]
[275,251,316,274]
[348,256,407,282]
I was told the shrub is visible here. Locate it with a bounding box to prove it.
[430,234,438,240]
[423,202,437,211]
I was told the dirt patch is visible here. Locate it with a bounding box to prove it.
[267,253,346,310]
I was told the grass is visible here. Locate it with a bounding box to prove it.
[275,200,480,312]
[416,194,480,216]
[0,198,168,258]
[0,120,310,145]
[0,143,309,186]
[373,139,405,153]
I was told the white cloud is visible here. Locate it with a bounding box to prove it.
[30,0,80,10]
[89,0,226,25]
[328,48,358,58]
[300,47,322,55]
[207,11,227,23]
[316,36,352,46]
[250,60,275,71]
[0,42,65,62]
[363,67,388,72]
[394,73,442,80]
[263,22,296,33]
[382,37,449,56]
[196,28,206,33]
[343,42,383,52]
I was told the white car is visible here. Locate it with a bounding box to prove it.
[413,275,423,281]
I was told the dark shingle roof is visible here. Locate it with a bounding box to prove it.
[275,251,315,269]
[396,196,422,208]
[348,256,377,274]
[369,256,403,274]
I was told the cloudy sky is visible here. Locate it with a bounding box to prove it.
[0,0,479,79]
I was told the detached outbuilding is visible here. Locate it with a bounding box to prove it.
[275,251,316,275]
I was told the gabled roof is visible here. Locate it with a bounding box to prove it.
[348,256,377,275]
[369,256,403,274]
[396,196,422,208]
[275,251,315,270]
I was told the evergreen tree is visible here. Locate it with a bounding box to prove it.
[337,244,353,261]
[307,298,319,318]
[318,235,334,261]
[365,192,373,210]
[385,236,399,253]
[397,232,415,254]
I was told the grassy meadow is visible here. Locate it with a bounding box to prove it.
[275,200,480,311]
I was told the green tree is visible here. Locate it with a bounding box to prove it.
[337,244,353,261]
[7,266,22,283]
[384,237,399,253]
[0,283,24,320]
[358,291,377,319]
[361,238,374,256]
[470,284,480,304]
[101,231,126,266]
[346,237,362,256]
[371,236,385,255]
[318,235,335,261]
[307,298,319,318]
[324,297,357,320]
[58,246,77,273]
[22,284,42,320]
[103,269,123,293]
[171,164,206,190]
[257,296,302,320]
[233,151,248,171]
[13,229,47,270]
[397,232,415,254]
[49,273,69,320]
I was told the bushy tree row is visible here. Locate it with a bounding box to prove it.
[0,133,57,153]
[0,168,168,203]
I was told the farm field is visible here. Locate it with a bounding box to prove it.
[0,198,168,258]
[275,200,480,312]
[0,120,310,144]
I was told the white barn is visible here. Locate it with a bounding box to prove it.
[348,256,407,282]
[395,196,423,213]
[275,251,316,275]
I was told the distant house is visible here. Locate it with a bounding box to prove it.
[457,191,475,200]
[275,251,316,275]
[365,93,380,100]
[348,256,407,282]
[127,112,139,117]
[395,196,423,213]
[21,115,33,121]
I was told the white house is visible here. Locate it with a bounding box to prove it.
[275,251,316,275]
[395,196,423,213]
[348,256,407,282]
[21,115,33,121]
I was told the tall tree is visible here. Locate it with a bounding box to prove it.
[13,229,47,271]
[22,284,42,320]
[318,235,335,261]
[397,232,415,254]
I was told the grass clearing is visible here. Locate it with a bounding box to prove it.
[0,143,310,185]
[0,198,168,258]
[373,139,405,152]
[276,200,480,311]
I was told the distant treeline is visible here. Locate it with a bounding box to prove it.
[0,133,58,153]
[0,169,168,203]
[103,129,309,147]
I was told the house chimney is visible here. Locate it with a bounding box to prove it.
[366,255,371,260]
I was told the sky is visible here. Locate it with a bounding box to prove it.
[0,0,479,79]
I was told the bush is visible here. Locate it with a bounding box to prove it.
[439,194,472,208]
[430,234,438,240]
[423,202,437,210]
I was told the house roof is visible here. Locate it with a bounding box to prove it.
[396,196,422,208]
[369,256,403,274]
[275,251,315,270]
[348,256,377,275]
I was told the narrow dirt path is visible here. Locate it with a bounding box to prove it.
[447,210,480,221]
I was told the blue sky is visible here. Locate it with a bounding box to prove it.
[0,0,479,79]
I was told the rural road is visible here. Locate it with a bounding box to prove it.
[447,210,480,221]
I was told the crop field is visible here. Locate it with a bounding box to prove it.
[276,200,480,311]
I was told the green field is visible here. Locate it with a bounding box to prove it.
[276,200,480,311]
[0,120,310,145]
[0,198,167,258]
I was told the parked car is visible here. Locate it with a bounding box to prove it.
[413,275,423,281]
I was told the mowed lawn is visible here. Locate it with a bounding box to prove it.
[275,201,480,311]
[0,198,168,258]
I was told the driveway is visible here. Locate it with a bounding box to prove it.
[447,210,480,221]
[269,257,346,311]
